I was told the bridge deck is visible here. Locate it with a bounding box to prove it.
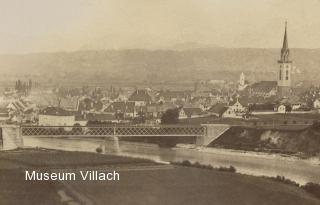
[20,125,206,137]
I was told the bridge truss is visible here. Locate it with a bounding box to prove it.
[21,125,206,137]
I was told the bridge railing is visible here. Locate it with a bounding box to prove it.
[20,125,206,137]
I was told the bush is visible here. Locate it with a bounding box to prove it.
[266,175,300,187]
[96,147,103,154]
[161,108,179,124]
[170,160,235,172]
[180,160,192,166]
[218,165,236,173]
[301,183,320,199]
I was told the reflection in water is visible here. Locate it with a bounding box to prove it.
[23,137,320,185]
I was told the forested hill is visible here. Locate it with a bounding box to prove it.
[0,48,319,85]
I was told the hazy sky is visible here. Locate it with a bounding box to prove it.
[1,0,320,53]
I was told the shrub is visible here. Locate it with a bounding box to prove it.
[268,175,300,187]
[218,165,237,173]
[170,161,234,172]
[301,183,320,199]
[96,147,103,154]
[181,160,192,166]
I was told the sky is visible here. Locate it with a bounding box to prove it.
[0,0,320,54]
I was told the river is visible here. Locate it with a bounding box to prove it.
[23,136,320,185]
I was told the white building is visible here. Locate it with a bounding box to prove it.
[238,72,248,91]
[313,99,320,109]
[38,107,75,126]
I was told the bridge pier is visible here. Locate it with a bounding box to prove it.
[1,126,23,150]
[196,124,230,146]
[103,136,120,154]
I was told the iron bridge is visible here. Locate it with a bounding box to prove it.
[20,125,206,137]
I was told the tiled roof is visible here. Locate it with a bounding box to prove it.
[40,106,73,116]
[249,103,276,111]
[182,107,202,117]
[104,101,135,113]
[128,90,152,102]
[157,90,191,100]
[208,103,228,115]
[85,113,116,121]
[249,81,277,93]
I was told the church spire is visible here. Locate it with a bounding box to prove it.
[282,21,288,50]
[280,21,290,63]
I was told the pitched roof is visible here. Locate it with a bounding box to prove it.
[182,107,202,117]
[128,90,152,102]
[249,103,276,112]
[40,106,73,116]
[249,81,278,93]
[208,103,228,115]
[104,101,135,113]
[85,113,116,121]
[157,90,191,100]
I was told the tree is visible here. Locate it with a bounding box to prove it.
[133,111,145,124]
[161,108,179,124]
[72,123,83,133]
[285,104,292,113]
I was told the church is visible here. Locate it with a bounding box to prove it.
[247,22,293,98]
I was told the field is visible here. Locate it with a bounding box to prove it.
[0,148,319,205]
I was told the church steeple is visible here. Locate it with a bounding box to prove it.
[277,21,292,95]
[279,21,290,63]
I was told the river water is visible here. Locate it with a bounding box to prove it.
[23,137,320,185]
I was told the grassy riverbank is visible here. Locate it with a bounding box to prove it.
[0,148,319,205]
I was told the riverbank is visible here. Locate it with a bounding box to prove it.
[1,148,320,205]
[209,125,320,157]
[176,144,320,166]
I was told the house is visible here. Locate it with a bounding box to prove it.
[7,99,29,113]
[220,98,248,118]
[38,106,75,126]
[249,103,277,115]
[23,108,38,123]
[6,99,37,123]
[57,97,78,111]
[0,108,9,121]
[314,99,320,109]
[276,104,287,114]
[222,107,238,118]
[277,96,302,111]
[248,81,278,97]
[228,98,247,114]
[146,104,161,119]
[83,113,118,123]
[207,103,228,117]
[179,107,204,119]
[157,90,191,103]
[128,89,152,106]
[103,101,135,119]
[77,97,103,113]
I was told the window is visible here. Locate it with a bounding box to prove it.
[286,70,289,80]
[279,70,282,80]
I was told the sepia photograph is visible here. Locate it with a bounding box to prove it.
[0,0,320,204]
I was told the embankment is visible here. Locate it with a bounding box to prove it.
[209,125,320,157]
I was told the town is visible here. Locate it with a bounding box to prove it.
[1,23,320,130]
[1,0,320,204]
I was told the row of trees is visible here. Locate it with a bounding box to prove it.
[15,79,33,95]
